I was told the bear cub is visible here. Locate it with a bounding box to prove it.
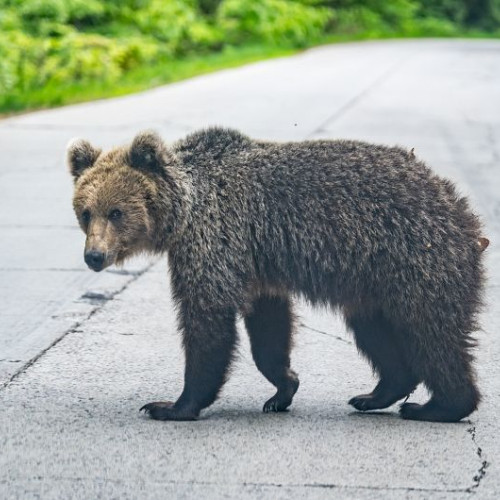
[67,127,488,423]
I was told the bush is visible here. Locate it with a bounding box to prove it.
[126,0,223,54]
[0,30,169,98]
[20,0,69,24]
[67,0,108,27]
[420,0,500,30]
[0,32,47,92]
[324,0,418,34]
[218,0,333,46]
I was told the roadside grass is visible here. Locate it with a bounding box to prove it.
[0,44,297,116]
[1,30,498,118]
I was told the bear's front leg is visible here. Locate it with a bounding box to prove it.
[141,305,238,421]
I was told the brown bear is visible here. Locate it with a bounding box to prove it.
[67,127,488,423]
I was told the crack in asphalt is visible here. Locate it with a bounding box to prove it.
[466,423,490,493]
[105,269,145,276]
[0,476,472,494]
[80,291,114,302]
[299,322,352,344]
[0,262,156,390]
[308,53,415,137]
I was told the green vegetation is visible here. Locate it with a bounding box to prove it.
[0,0,499,114]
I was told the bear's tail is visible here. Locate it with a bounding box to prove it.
[477,237,490,252]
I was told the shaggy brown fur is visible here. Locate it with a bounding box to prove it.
[67,127,488,423]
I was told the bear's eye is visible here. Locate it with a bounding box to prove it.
[81,209,91,224]
[109,209,123,221]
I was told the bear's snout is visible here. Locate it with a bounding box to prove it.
[84,249,105,272]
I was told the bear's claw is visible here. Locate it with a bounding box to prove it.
[140,401,198,421]
[349,394,379,411]
[263,396,289,413]
[262,377,299,413]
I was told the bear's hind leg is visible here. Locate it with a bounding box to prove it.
[244,295,299,413]
[346,310,419,412]
[399,330,480,422]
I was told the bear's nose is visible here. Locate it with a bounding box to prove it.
[84,250,105,271]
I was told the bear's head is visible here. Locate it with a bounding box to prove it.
[67,131,185,272]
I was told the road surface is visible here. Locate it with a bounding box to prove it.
[1,39,499,499]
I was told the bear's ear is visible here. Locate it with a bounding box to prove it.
[129,130,168,175]
[67,139,101,180]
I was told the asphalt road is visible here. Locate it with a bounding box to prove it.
[1,39,499,499]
